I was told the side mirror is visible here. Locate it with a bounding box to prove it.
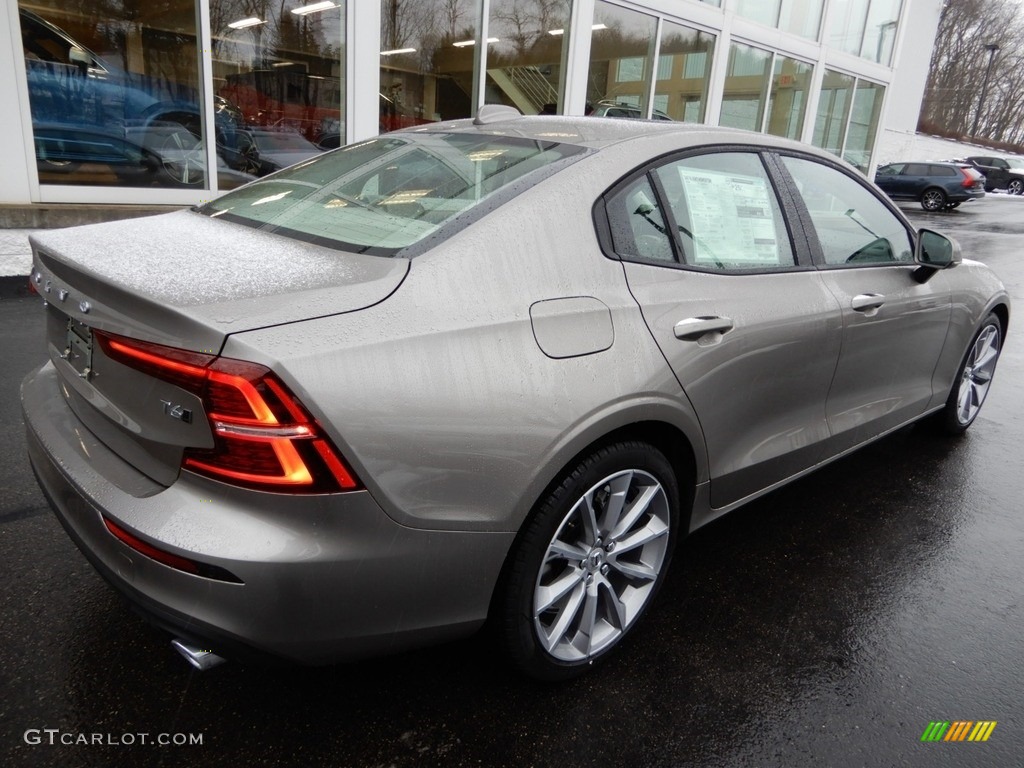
[913,228,961,283]
[68,46,91,74]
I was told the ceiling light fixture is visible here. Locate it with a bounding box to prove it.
[227,17,265,30]
[291,1,338,16]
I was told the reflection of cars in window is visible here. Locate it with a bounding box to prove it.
[19,9,260,180]
[23,113,1009,681]
[873,161,986,211]
[964,155,1024,194]
[247,129,325,174]
[588,100,673,120]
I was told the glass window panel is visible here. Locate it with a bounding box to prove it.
[654,22,715,123]
[607,175,676,263]
[587,2,657,117]
[654,153,795,271]
[202,133,583,253]
[734,0,781,28]
[720,43,771,131]
[812,69,854,156]
[19,1,248,189]
[213,0,344,173]
[829,0,870,57]
[778,0,824,40]
[781,155,912,266]
[764,56,812,139]
[861,0,902,65]
[379,0,478,128]
[486,0,571,115]
[843,80,884,174]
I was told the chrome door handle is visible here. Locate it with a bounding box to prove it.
[851,293,886,312]
[673,316,734,341]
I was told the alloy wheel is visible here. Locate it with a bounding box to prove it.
[955,323,1001,426]
[532,468,671,662]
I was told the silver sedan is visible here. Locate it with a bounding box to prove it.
[22,108,1009,679]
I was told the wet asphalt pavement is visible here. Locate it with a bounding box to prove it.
[2,197,1023,767]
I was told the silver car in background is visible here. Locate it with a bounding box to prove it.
[22,109,1009,680]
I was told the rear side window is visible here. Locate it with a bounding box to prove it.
[653,153,795,271]
[200,133,583,254]
[932,165,958,177]
[905,163,930,175]
[781,155,913,266]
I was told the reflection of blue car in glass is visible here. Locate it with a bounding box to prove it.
[20,9,261,179]
[34,122,256,190]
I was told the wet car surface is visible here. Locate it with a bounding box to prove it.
[2,193,1022,768]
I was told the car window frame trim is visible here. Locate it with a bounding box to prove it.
[765,148,919,271]
[594,144,816,276]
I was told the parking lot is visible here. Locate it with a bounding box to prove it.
[1,196,1022,767]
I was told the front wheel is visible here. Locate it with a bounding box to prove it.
[937,313,1003,435]
[1008,179,1024,195]
[920,188,947,211]
[496,442,680,680]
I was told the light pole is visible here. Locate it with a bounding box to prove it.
[971,42,1000,138]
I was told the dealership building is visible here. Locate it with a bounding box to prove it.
[0,0,941,214]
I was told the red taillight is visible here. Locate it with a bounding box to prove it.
[959,167,975,189]
[95,331,360,494]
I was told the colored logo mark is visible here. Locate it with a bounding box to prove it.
[921,721,997,742]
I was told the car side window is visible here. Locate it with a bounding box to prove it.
[606,175,676,263]
[876,164,903,176]
[651,152,796,271]
[934,165,957,177]
[781,155,914,267]
[904,163,929,176]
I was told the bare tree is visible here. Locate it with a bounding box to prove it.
[920,0,1024,140]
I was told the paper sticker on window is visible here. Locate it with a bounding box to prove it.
[676,167,780,266]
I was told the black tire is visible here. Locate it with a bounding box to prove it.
[496,442,680,681]
[920,188,947,211]
[1009,179,1024,195]
[945,202,961,210]
[937,312,1003,435]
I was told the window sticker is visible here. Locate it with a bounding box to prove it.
[676,167,780,265]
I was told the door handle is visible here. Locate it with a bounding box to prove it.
[851,293,886,312]
[673,316,734,341]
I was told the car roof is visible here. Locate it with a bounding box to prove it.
[396,114,834,157]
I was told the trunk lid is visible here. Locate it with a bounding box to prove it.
[31,210,408,487]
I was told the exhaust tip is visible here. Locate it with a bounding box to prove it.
[171,639,227,671]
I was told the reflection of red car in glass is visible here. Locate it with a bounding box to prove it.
[219,70,343,142]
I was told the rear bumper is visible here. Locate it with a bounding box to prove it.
[22,362,514,664]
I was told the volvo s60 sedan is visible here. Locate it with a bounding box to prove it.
[22,108,1009,680]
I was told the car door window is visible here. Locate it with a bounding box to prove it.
[904,163,929,176]
[781,155,914,266]
[651,152,796,271]
[606,175,676,263]
[876,164,903,176]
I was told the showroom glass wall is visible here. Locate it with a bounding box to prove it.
[18,0,345,192]
[10,0,907,205]
[812,68,885,173]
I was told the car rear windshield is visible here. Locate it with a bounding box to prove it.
[199,133,584,255]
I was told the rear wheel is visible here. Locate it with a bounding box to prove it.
[1008,178,1024,195]
[920,188,947,211]
[497,442,680,680]
[938,313,1003,435]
